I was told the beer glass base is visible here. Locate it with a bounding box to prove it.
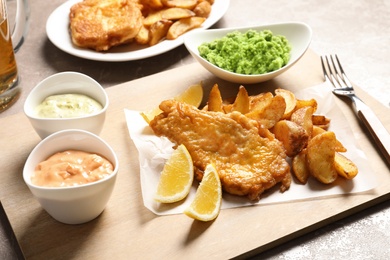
[0,79,20,112]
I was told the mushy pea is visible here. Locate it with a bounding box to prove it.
[198,29,291,75]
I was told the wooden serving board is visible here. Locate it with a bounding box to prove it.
[1,50,389,259]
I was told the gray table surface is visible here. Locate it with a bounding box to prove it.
[1,0,390,259]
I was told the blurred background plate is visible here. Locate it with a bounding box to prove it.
[46,0,230,62]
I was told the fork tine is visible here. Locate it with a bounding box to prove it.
[321,54,352,89]
[320,56,336,85]
[329,55,344,87]
[320,56,327,79]
[323,55,341,88]
[334,55,353,88]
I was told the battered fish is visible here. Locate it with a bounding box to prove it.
[69,0,143,51]
[150,100,291,200]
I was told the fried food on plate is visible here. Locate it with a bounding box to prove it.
[161,0,198,9]
[306,131,338,184]
[273,120,309,157]
[69,0,143,51]
[166,16,206,40]
[292,149,309,184]
[193,1,212,18]
[148,19,173,46]
[141,0,164,9]
[270,88,356,184]
[201,85,358,185]
[334,152,358,180]
[275,88,297,119]
[70,0,212,50]
[149,99,291,201]
[144,84,358,204]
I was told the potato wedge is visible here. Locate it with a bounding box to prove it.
[312,126,347,152]
[295,98,318,113]
[166,17,206,40]
[162,7,195,20]
[273,120,309,157]
[143,10,164,27]
[135,25,150,45]
[231,85,250,114]
[246,94,286,129]
[334,152,358,179]
[193,1,212,18]
[248,92,274,111]
[306,131,338,184]
[161,0,198,9]
[275,88,297,119]
[207,84,223,112]
[141,0,164,9]
[199,0,214,4]
[222,103,232,113]
[312,114,331,129]
[292,149,310,184]
[291,106,314,137]
[149,19,173,46]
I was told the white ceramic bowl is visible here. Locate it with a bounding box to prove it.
[24,72,109,139]
[23,129,119,224]
[184,22,312,84]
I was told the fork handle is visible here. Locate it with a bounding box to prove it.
[352,96,390,166]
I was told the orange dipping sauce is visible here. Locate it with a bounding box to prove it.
[32,150,114,187]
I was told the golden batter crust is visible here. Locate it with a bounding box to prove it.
[69,0,143,51]
[150,100,291,201]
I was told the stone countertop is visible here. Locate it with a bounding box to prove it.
[1,0,390,259]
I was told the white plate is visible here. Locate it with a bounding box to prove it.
[46,0,229,62]
[184,22,312,84]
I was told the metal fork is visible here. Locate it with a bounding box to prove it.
[321,54,390,166]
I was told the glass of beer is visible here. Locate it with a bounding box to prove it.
[0,0,28,112]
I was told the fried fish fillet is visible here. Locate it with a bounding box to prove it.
[69,0,143,51]
[150,100,291,200]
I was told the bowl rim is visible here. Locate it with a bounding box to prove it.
[24,71,109,120]
[184,21,312,82]
[23,129,119,191]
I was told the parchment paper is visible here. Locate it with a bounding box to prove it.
[125,82,377,215]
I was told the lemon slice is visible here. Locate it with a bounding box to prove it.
[154,144,194,203]
[184,164,222,221]
[140,106,162,124]
[174,82,203,108]
[140,83,203,123]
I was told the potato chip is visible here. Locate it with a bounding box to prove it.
[295,98,318,113]
[193,1,212,18]
[149,19,173,46]
[247,95,286,129]
[273,120,309,157]
[231,86,250,114]
[312,126,347,152]
[166,17,206,40]
[207,84,223,112]
[334,152,358,179]
[275,88,297,119]
[306,131,338,184]
[292,149,310,184]
[162,0,198,9]
[291,106,314,137]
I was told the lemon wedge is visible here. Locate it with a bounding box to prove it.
[174,82,204,108]
[141,83,203,124]
[140,106,162,124]
[154,144,194,203]
[184,164,222,221]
